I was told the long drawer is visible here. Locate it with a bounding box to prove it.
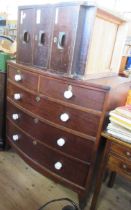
[110,142,131,161]
[7,121,89,186]
[8,65,39,91]
[7,82,100,137]
[39,75,106,111]
[108,155,131,179]
[7,101,94,162]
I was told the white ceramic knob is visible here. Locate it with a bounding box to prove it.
[12,134,19,141]
[12,114,19,120]
[57,138,65,147]
[64,90,73,99]
[54,162,62,170]
[60,113,69,122]
[14,93,21,100]
[14,74,22,81]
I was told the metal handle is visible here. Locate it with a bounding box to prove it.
[122,164,131,175]
[57,32,66,49]
[126,151,131,157]
[54,162,62,170]
[33,118,39,124]
[122,164,127,169]
[33,140,37,145]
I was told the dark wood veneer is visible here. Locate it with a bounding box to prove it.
[33,6,54,68]
[8,65,39,91]
[17,7,34,65]
[110,143,131,161]
[7,121,89,186]
[7,101,94,162]
[90,132,131,210]
[7,82,100,137]
[39,75,106,111]
[6,61,131,208]
[108,155,131,179]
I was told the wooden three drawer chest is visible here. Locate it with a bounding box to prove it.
[90,132,131,210]
[6,61,131,207]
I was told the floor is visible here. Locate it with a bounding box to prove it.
[0,149,130,210]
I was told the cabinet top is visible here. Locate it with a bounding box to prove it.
[18,1,126,23]
[18,1,96,8]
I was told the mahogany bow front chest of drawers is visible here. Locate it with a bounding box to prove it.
[6,61,131,207]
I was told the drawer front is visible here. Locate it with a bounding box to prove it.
[39,75,105,111]
[108,155,131,179]
[7,122,89,186]
[8,65,39,91]
[7,101,94,162]
[7,82,100,137]
[111,142,131,161]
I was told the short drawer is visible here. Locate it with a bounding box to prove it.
[7,82,100,137]
[108,155,131,179]
[8,65,39,91]
[111,143,131,161]
[7,122,89,186]
[7,101,94,162]
[39,75,106,111]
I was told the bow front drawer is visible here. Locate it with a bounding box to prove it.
[7,122,89,187]
[108,155,131,180]
[39,75,106,111]
[8,66,39,91]
[7,101,94,162]
[111,142,131,161]
[7,82,100,137]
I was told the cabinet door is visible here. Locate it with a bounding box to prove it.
[49,5,79,74]
[17,8,34,65]
[33,7,54,68]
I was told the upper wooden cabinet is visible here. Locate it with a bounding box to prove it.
[16,2,127,79]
